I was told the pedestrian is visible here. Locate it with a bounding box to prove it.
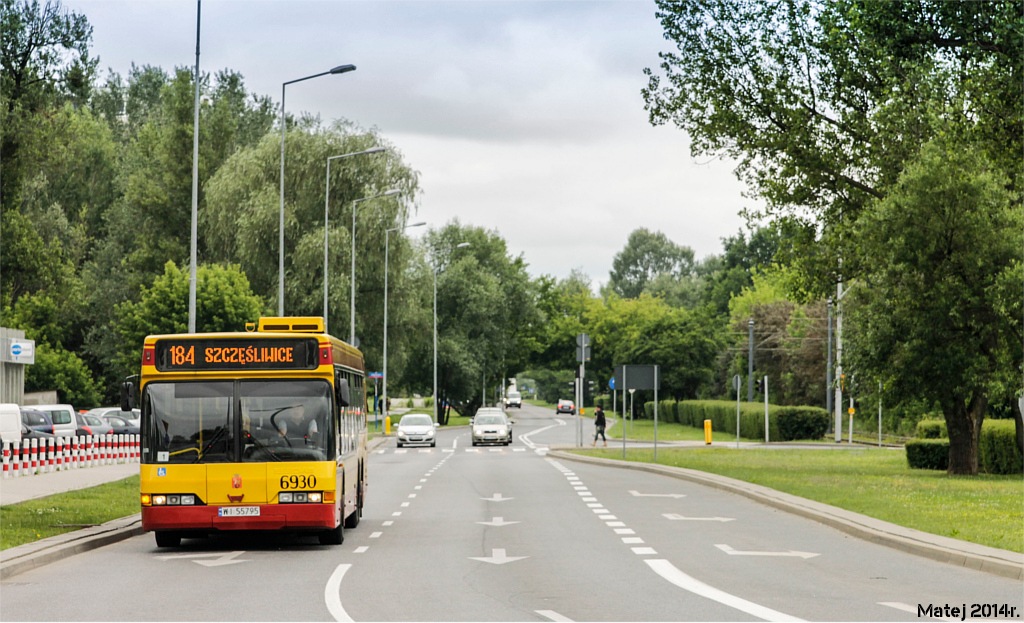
[591,405,607,447]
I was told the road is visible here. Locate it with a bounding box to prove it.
[2,402,1021,621]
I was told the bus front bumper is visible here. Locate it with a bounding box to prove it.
[142,503,338,532]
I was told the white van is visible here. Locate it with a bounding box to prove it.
[0,403,22,445]
[31,404,77,438]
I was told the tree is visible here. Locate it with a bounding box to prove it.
[113,261,265,379]
[643,0,1022,298]
[847,140,1021,475]
[608,228,694,299]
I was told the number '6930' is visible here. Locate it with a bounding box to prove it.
[280,475,316,489]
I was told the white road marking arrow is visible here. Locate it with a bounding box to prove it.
[715,544,819,559]
[481,493,513,502]
[469,548,528,564]
[630,490,686,498]
[158,550,250,566]
[476,516,520,526]
[664,513,736,522]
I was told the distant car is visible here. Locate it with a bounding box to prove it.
[504,391,522,408]
[84,406,140,422]
[21,409,54,435]
[556,400,575,415]
[102,415,140,435]
[29,404,77,438]
[75,412,113,437]
[396,414,435,448]
[472,411,512,446]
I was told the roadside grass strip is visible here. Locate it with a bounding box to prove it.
[1,475,140,551]
[585,447,1023,553]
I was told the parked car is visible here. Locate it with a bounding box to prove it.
[0,403,22,445]
[472,410,513,446]
[75,412,114,437]
[21,408,54,435]
[103,414,140,435]
[504,391,522,408]
[29,404,77,438]
[556,399,575,415]
[84,406,140,422]
[396,414,435,448]
[21,423,55,440]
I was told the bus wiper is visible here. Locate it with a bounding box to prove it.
[194,425,228,462]
[243,431,282,461]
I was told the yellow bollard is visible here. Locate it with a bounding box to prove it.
[385,416,391,436]
[704,419,712,445]
[581,408,585,415]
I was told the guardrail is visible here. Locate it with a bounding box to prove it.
[2,434,140,477]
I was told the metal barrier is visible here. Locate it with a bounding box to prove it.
[1,434,140,477]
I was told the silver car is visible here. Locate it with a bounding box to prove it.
[396,414,436,448]
[472,410,512,446]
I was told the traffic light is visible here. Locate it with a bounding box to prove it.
[587,380,596,394]
[754,378,763,394]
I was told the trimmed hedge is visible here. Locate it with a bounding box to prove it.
[916,419,947,439]
[980,420,1023,475]
[676,400,781,441]
[906,439,949,470]
[776,407,830,441]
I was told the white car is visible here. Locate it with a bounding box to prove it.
[396,414,436,448]
[472,410,512,446]
[504,391,522,408]
[30,404,77,438]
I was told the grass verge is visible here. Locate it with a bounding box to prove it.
[1,475,141,551]
[581,447,1023,553]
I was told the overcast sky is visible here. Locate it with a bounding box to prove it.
[65,0,756,289]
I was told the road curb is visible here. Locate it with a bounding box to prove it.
[1,513,144,580]
[547,448,1023,580]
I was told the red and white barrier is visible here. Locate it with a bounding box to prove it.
[0,434,140,478]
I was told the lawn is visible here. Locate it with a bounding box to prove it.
[582,447,1023,553]
[1,475,141,551]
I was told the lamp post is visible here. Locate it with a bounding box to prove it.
[323,147,387,335]
[350,189,400,345]
[279,63,356,316]
[433,242,470,424]
[382,221,426,423]
[187,0,201,333]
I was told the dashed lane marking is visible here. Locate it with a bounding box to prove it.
[535,610,574,622]
[354,546,368,554]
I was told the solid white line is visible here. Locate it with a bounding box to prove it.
[646,559,804,622]
[535,610,574,622]
[325,564,354,622]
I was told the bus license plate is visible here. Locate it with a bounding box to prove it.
[218,506,260,517]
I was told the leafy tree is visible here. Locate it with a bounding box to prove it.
[847,140,1021,475]
[113,261,266,379]
[608,228,694,299]
[25,343,100,407]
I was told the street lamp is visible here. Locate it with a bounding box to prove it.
[350,189,401,345]
[433,242,471,424]
[279,63,356,316]
[322,146,387,334]
[382,220,426,422]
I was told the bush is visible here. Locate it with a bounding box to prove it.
[676,400,781,440]
[980,419,1023,475]
[659,400,677,423]
[776,407,830,441]
[905,439,949,470]
[916,419,947,438]
[424,397,433,407]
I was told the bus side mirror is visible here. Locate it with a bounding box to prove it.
[336,378,351,407]
[120,381,136,411]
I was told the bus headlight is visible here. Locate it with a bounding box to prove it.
[308,492,322,503]
[279,492,293,503]
[153,495,167,505]
[181,495,195,505]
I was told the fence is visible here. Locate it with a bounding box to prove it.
[2,434,140,478]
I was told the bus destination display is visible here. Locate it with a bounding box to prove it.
[154,338,320,371]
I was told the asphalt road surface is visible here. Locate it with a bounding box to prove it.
[2,402,1021,622]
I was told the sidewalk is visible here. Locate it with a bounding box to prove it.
[1,463,140,507]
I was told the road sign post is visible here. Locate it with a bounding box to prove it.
[576,333,589,447]
[734,375,741,449]
[764,376,769,443]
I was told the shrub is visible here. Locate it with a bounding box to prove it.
[916,419,947,439]
[424,397,433,407]
[776,407,830,440]
[980,419,1023,475]
[905,439,949,470]
[659,400,677,423]
[676,400,781,440]
[643,401,655,419]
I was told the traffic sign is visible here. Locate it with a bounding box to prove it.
[608,377,615,390]
[368,372,383,379]
[576,346,590,362]
[576,333,589,347]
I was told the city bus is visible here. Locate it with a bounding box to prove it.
[122,317,367,547]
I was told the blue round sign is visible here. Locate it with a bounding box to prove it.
[11,344,22,356]
[608,376,615,390]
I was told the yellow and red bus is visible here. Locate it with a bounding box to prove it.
[124,317,367,547]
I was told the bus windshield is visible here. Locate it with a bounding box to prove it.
[142,380,333,464]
